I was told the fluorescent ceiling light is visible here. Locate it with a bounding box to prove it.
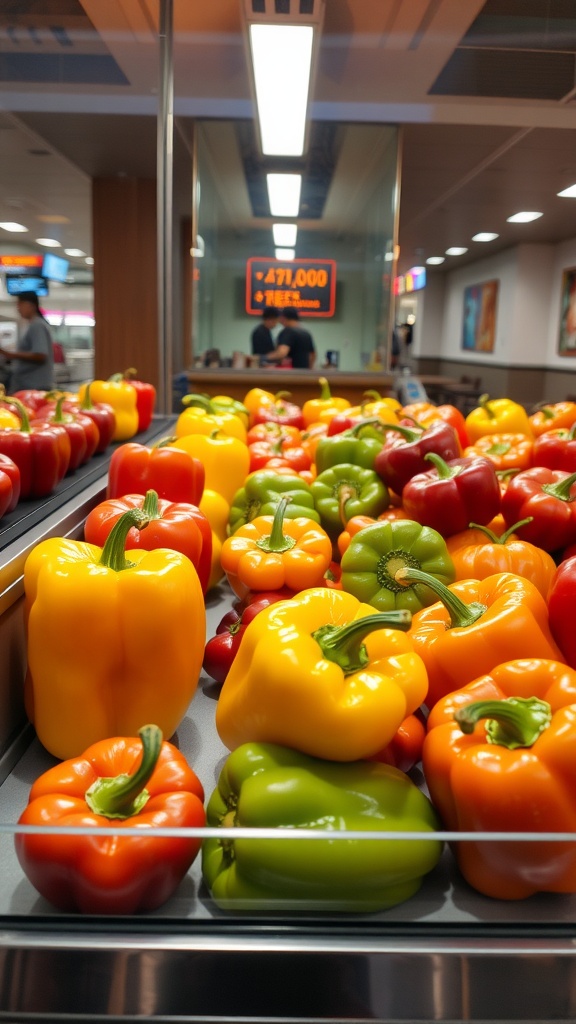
[35,237,61,247]
[250,24,313,157]
[275,248,295,261]
[0,222,28,232]
[64,248,86,257]
[426,256,445,265]
[267,174,302,217]
[445,247,468,256]
[507,211,543,223]
[557,184,576,198]
[64,313,95,327]
[85,256,94,266]
[472,232,499,242]
[273,223,298,247]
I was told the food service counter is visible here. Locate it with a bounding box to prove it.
[185,369,397,405]
[0,430,575,1020]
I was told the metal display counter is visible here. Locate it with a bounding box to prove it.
[0,435,575,1021]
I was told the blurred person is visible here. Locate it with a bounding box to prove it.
[251,305,279,360]
[0,291,54,392]
[265,307,316,369]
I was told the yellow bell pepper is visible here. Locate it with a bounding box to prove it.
[175,404,247,443]
[216,587,428,761]
[465,394,533,443]
[243,387,275,424]
[78,379,139,441]
[199,487,230,590]
[23,509,205,760]
[302,377,350,426]
[171,431,250,505]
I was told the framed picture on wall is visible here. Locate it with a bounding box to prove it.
[461,279,499,353]
[558,267,576,356]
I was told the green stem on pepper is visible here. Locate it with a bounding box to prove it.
[313,610,412,674]
[541,471,576,502]
[256,496,296,553]
[395,566,487,627]
[99,508,150,572]
[454,697,552,750]
[467,517,533,544]
[85,724,163,818]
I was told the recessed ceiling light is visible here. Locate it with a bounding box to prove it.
[557,184,576,198]
[445,247,468,256]
[64,248,86,257]
[507,211,543,223]
[273,223,297,247]
[426,256,445,265]
[472,232,499,242]
[85,256,94,266]
[267,174,302,217]
[35,237,61,247]
[0,221,28,232]
[37,214,70,224]
[250,24,314,157]
[275,248,295,261]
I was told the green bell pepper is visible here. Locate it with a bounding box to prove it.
[202,742,443,912]
[310,463,389,539]
[229,469,320,534]
[340,518,455,613]
[314,420,384,475]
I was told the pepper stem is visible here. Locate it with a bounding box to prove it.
[424,452,460,478]
[479,394,496,419]
[454,697,552,749]
[395,567,486,628]
[379,422,423,442]
[541,471,576,502]
[141,489,161,519]
[99,509,149,572]
[467,517,533,544]
[153,435,178,448]
[85,724,163,818]
[182,393,213,412]
[312,610,412,674]
[256,496,296,553]
[318,377,332,401]
[79,383,94,411]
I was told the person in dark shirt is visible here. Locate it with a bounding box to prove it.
[265,307,316,369]
[251,305,279,358]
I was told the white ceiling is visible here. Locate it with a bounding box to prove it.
[1,0,576,278]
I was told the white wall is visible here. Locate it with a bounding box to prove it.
[546,237,576,369]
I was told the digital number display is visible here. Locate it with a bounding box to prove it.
[246,257,336,317]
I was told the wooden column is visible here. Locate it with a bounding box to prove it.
[92,177,158,386]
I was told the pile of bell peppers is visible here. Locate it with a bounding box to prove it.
[13,380,576,914]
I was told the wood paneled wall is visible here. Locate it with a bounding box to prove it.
[92,177,158,386]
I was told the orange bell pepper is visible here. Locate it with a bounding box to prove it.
[396,568,564,708]
[529,400,576,436]
[464,432,533,471]
[15,724,206,914]
[243,387,275,424]
[446,518,556,598]
[423,690,576,899]
[220,496,332,599]
[302,377,350,427]
[427,657,576,731]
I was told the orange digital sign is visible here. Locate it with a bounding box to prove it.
[246,257,336,317]
[0,254,43,268]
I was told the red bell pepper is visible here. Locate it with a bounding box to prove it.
[246,422,302,447]
[251,391,304,430]
[248,437,311,474]
[0,453,20,515]
[12,389,50,414]
[501,467,576,551]
[15,724,205,915]
[371,712,426,773]
[374,420,461,495]
[402,402,469,449]
[107,439,205,505]
[63,384,116,453]
[531,423,576,472]
[402,453,501,537]
[203,592,294,684]
[84,489,212,593]
[0,397,70,498]
[32,395,91,472]
[548,556,576,669]
[112,369,156,432]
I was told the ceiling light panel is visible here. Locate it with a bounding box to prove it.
[275,248,295,261]
[250,24,313,157]
[0,222,28,232]
[273,223,297,247]
[35,237,61,247]
[507,212,543,223]
[445,247,468,256]
[557,185,576,198]
[64,248,86,257]
[267,174,302,217]
[426,256,445,265]
[472,232,499,242]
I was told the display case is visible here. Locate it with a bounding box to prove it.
[0,421,575,1023]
